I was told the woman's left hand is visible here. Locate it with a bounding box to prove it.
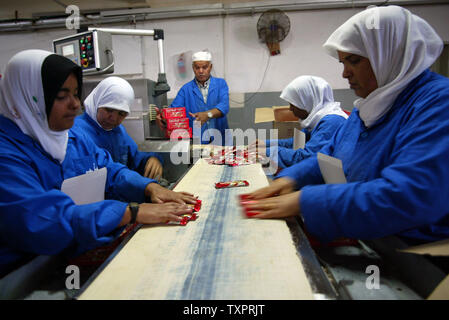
[144,157,163,180]
[242,191,302,219]
[145,182,197,205]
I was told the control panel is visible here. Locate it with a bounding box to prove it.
[53,30,113,74]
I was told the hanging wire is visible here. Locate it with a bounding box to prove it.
[228,50,271,106]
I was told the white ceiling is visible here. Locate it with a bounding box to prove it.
[0,0,270,20]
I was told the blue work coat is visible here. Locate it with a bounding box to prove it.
[170,76,230,145]
[0,116,155,277]
[278,70,449,244]
[73,113,163,176]
[266,114,346,168]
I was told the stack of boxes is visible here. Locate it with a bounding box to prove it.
[161,107,192,139]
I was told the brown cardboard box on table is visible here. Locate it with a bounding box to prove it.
[254,106,300,139]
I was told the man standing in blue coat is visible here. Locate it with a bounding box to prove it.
[170,51,230,145]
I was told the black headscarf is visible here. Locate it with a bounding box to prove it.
[41,54,82,117]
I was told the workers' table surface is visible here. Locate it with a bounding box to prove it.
[77,159,329,300]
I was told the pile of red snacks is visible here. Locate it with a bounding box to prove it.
[160,107,192,139]
[206,146,257,166]
[167,199,202,226]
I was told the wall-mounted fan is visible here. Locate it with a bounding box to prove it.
[257,9,290,56]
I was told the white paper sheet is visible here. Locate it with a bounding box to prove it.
[317,152,347,184]
[61,167,107,205]
[293,128,306,150]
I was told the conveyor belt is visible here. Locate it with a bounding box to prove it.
[77,159,316,299]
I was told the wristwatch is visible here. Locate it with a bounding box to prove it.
[207,111,213,119]
[129,202,139,224]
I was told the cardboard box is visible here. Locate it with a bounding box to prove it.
[254,106,301,139]
[165,127,192,139]
[162,107,187,119]
[399,239,449,300]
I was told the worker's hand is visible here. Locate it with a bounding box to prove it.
[243,177,296,200]
[144,157,163,180]
[242,191,301,219]
[145,182,197,205]
[155,107,166,131]
[189,111,209,126]
[137,202,193,224]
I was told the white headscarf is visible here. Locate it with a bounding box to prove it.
[280,75,348,130]
[192,51,212,62]
[84,76,134,130]
[323,5,443,128]
[0,49,72,162]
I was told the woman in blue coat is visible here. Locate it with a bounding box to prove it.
[260,75,348,169]
[243,6,449,245]
[0,50,195,277]
[73,77,164,180]
[170,51,230,145]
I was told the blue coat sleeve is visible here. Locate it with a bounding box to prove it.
[274,115,346,168]
[213,79,230,116]
[0,151,128,257]
[266,138,294,148]
[119,126,164,175]
[65,130,157,203]
[298,81,449,243]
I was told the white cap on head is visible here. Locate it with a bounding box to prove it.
[192,51,212,62]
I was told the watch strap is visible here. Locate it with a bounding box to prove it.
[129,202,139,224]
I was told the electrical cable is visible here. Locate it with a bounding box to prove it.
[228,50,271,106]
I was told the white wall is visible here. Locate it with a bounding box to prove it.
[1,4,448,100]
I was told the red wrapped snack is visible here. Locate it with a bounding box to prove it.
[238,194,261,217]
[245,211,260,217]
[215,180,249,189]
[167,215,190,226]
[194,199,202,212]
[239,194,251,201]
[187,199,202,213]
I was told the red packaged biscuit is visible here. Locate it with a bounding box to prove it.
[166,215,190,226]
[166,117,190,130]
[239,194,251,201]
[162,107,187,119]
[194,199,202,212]
[187,199,202,213]
[245,211,260,217]
[188,212,198,221]
[238,195,261,217]
[215,180,249,189]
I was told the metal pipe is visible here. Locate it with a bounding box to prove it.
[88,27,155,36]
[87,27,165,76]
[157,38,165,74]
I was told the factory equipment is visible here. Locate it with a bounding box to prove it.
[53,27,171,141]
[53,30,114,74]
[53,27,190,183]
